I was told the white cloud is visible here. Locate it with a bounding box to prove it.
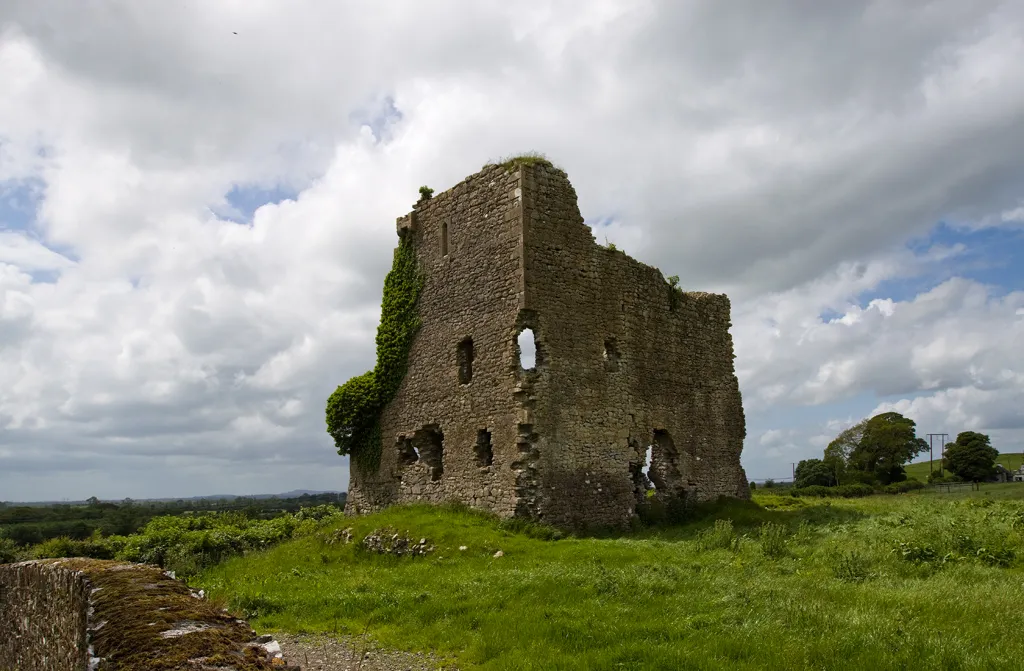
[0,1,1022,499]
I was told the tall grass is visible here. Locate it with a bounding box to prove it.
[197,485,1024,670]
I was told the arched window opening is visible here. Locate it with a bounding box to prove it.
[457,337,474,384]
[440,221,449,256]
[517,328,537,370]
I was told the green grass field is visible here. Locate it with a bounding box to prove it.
[904,452,1024,481]
[198,485,1024,670]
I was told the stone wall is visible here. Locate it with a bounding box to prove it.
[518,164,749,528]
[0,560,89,671]
[345,160,749,529]
[346,164,526,517]
[0,558,296,671]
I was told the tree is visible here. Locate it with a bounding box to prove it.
[943,432,998,482]
[795,458,835,488]
[823,420,866,485]
[848,412,928,485]
[86,496,100,507]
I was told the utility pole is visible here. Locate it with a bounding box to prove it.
[791,462,796,482]
[927,433,949,476]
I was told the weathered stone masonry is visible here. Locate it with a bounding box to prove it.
[345,161,749,529]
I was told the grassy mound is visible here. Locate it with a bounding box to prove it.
[198,486,1024,670]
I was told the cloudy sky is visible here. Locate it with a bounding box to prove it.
[1,1,1022,502]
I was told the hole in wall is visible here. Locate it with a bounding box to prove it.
[475,429,493,467]
[643,445,655,489]
[397,437,419,467]
[604,338,620,372]
[647,429,682,493]
[517,328,537,370]
[413,425,444,481]
[440,221,449,256]
[457,337,474,384]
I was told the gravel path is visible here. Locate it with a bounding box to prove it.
[275,632,456,671]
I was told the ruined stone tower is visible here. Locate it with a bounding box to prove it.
[344,159,749,529]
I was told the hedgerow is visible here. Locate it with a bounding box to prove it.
[24,505,346,578]
[325,236,423,470]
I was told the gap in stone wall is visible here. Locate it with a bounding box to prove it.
[648,429,683,493]
[397,437,419,467]
[604,338,621,372]
[517,328,537,370]
[475,429,493,467]
[413,425,445,481]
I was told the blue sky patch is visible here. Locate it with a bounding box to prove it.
[0,178,45,232]
[348,95,403,144]
[218,184,299,224]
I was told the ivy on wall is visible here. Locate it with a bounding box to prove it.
[326,236,423,470]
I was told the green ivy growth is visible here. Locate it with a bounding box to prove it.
[667,275,683,311]
[326,236,423,470]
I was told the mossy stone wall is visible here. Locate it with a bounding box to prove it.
[0,559,297,670]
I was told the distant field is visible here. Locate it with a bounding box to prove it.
[905,452,1023,481]
[199,484,1024,670]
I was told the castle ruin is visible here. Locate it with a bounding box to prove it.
[343,159,749,529]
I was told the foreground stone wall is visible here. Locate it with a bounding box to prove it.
[0,559,296,671]
[0,560,90,671]
[346,161,748,529]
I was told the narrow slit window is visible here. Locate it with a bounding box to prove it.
[457,337,474,384]
[441,221,449,256]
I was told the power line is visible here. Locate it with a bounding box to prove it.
[927,433,949,476]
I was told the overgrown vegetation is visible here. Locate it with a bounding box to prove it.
[197,486,1024,670]
[325,235,423,470]
[7,505,345,579]
[485,151,564,175]
[666,274,683,310]
[52,559,283,671]
[0,492,343,547]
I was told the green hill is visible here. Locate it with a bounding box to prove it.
[905,452,1023,481]
[198,492,1024,670]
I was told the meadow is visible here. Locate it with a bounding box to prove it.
[904,452,1024,482]
[197,484,1024,670]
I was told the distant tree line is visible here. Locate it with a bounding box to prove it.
[792,412,1000,490]
[0,492,345,547]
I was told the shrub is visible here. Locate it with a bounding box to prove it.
[789,483,876,498]
[0,536,21,564]
[882,480,926,494]
[696,519,739,552]
[28,505,346,578]
[837,484,875,497]
[764,479,775,489]
[759,523,788,559]
[749,481,757,491]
